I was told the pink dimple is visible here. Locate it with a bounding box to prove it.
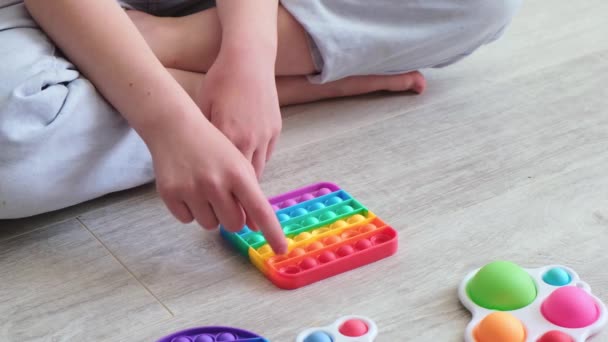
[339,319,368,337]
[300,193,315,202]
[537,330,574,342]
[541,286,600,328]
[316,188,332,197]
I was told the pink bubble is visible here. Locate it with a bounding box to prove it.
[541,286,600,328]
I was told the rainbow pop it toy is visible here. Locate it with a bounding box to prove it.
[459,261,607,342]
[220,182,399,289]
[296,316,378,342]
[156,326,268,342]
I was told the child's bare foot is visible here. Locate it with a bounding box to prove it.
[276,71,426,106]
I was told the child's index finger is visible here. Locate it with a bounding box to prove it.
[235,183,287,255]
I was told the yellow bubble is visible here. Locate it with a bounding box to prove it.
[294,232,312,242]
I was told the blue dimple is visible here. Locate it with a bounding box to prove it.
[543,267,572,286]
[307,202,326,211]
[290,208,309,217]
[324,197,343,206]
[277,213,291,222]
[303,331,333,342]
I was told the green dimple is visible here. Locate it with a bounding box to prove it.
[467,261,537,311]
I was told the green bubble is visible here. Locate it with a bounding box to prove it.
[467,261,537,311]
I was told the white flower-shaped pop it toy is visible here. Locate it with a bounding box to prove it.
[296,316,378,342]
[459,261,607,342]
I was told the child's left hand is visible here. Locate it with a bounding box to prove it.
[198,49,282,180]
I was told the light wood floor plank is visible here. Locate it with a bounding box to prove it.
[0,219,171,342]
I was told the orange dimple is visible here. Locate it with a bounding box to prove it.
[306,241,324,252]
[359,224,377,233]
[474,312,526,342]
[289,248,306,258]
[323,235,342,245]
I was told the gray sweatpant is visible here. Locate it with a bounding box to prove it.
[0,0,522,219]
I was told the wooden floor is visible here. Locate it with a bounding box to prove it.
[2,1,608,341]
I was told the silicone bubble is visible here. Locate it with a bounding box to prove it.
[172,337,192,342]
[312,228,330,236]
[271,205,280,212]
[280,265,301,274]
[303,331,333,342]
[543,267,571,286]
[282,199,298,208]
[474,312,526,342]
[339,319,368,337]
[300,193,315,202]
[300,257,319,270]
[355,239,372,250]
[336,245,355,257]
[467,261,537,311]
[330,220,348,229]
[307,241,324,252]
[323,236,341,245]
[370,233,392,245]
[246,234,265,245]
[537,331,574,342]
[302,217,320,226]
[284,224,301,233]
[541,286,600,328]
[325,196,343,206]
[336,205,355,215]
[277,213,291,222]
[359,224,377,233]
[216,332,237,341]
[341,230,359,240]
[318,251,337,264]
[316,188,332,197]
[289,248,307,258]
[193,335,214,342]
[257,245,272,255]
[319,211,337,221]
[307,202,326,211]
[347,215,366,224]
[294,232,312,242]
[291,208,309,217]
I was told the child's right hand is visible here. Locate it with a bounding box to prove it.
[144,109,287,255]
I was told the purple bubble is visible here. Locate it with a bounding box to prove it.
[171,337,193,342]
[193,334,214,342]
[216,332,238,341]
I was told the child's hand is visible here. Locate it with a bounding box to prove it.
[146,110,287,255]
[198,51,281,179]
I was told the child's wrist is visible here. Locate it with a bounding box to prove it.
[219,38,277,71]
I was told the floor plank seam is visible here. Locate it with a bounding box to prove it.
[75,217,175,318]
[0,217,75,244]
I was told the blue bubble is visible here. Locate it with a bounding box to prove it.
[277,213,291,222]
[307,202,326,211]
[543,267,572,286]
[324,196,343,206]
[290,207,309,217]
[303,331,333,342]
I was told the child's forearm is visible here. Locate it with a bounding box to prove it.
[24,0,203,145]
[215,1,279,69]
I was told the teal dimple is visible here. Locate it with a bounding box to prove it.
[543,267,572,286]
